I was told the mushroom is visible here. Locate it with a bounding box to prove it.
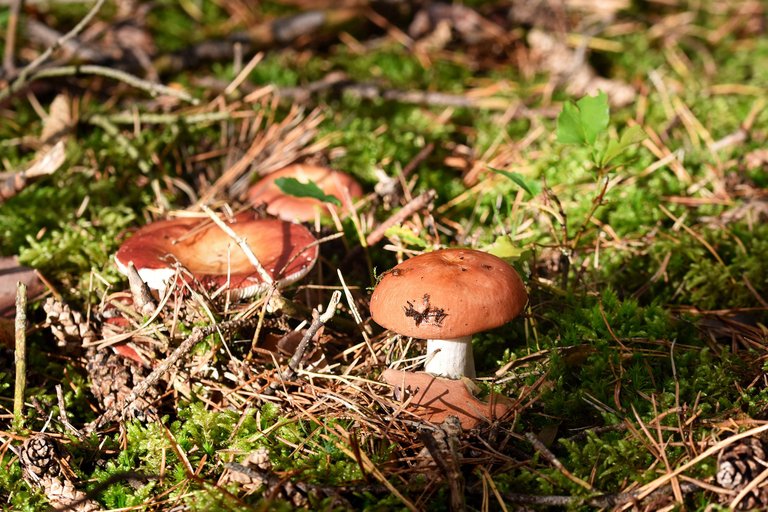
[114,214,318,299]
[247,164,363,222]
[369,248,527,379]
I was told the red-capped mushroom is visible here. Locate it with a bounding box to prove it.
[370,248,527,379]
[247,164,363,222]
[114,215,318,299]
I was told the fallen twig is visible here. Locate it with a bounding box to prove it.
[365,189,437,247]
[153,9,361,75]
[0,64,198,104]
[419,417,465,512]
[525,431,594,492]
[91,315,258,428]
[13,282,27,429]
[3,0,106,93]
[285,291,341,380]
[3,0,21,73]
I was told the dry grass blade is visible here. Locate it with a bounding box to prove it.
[328,425,420,512]
[624,423,768,508]
[197,105,326,204]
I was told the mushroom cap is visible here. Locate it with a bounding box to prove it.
[115,215,318,299]
[247,164,363,222]
[369,248,527,339]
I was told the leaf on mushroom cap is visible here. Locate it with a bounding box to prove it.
[114,215,318,299]
[247,163,363,222]
[369,249,527,339]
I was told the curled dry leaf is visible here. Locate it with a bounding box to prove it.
[0,141,66,203]
[382,369,513,430]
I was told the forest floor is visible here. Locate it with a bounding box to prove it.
[1,1,767,510]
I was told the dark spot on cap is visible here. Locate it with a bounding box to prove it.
[482,264,492,270]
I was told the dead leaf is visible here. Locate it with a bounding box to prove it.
[40,94,73,148]
[0,141,66,202]
[0,256,45,318]
[382,369,513,429]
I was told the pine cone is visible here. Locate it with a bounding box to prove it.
[86,346,158,420]
[43,298,97,347]
[716,436,768,509]
[19,435,60,482]
[19,434,103,511]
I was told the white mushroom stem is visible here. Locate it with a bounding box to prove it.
[424,336,476,379]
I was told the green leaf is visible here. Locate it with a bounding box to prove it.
[484,236,525,259]
[556,92,609,146]
[489,167,541,196]
[384,226,427,247]
[577,92,609,145]
[601,125,645,166]
[556,101,585,145]
[274,177,342,206]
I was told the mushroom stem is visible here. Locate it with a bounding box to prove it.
[424,336,475,379]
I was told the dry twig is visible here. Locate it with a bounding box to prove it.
[92,315,259,428]
[13,282,27,428]
[365,190,437,247]
[2,0,107,96]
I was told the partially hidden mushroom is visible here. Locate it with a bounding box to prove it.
[247,163,363,222]
[114,214,318,299]
[370,248,528,429]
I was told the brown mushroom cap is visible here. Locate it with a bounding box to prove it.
[247,164,363,222]
[369,249,527,339]
[115,215,318,298]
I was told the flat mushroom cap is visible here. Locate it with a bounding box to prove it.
[369,249,527,339]
[247,164,363,222]
[115,215,318,299]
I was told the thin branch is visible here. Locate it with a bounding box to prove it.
[525,432,595,492]
[7,0,106,83]
[365,189,436,247]
[262,291,342,397]
[285,291,341,378]
[92,315,259,428]
[3,0,22,73]
[0,64,199,104]
[85,110,243,125]
[570,174,610,250]
[200,205,274,285]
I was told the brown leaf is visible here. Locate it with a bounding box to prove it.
[0,141,66,202]
[382,369,513,429]
[0,256,45,318]
[40,94,73,147]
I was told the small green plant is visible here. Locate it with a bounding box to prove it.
[555,92,646,264]
[556,91,645,170]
